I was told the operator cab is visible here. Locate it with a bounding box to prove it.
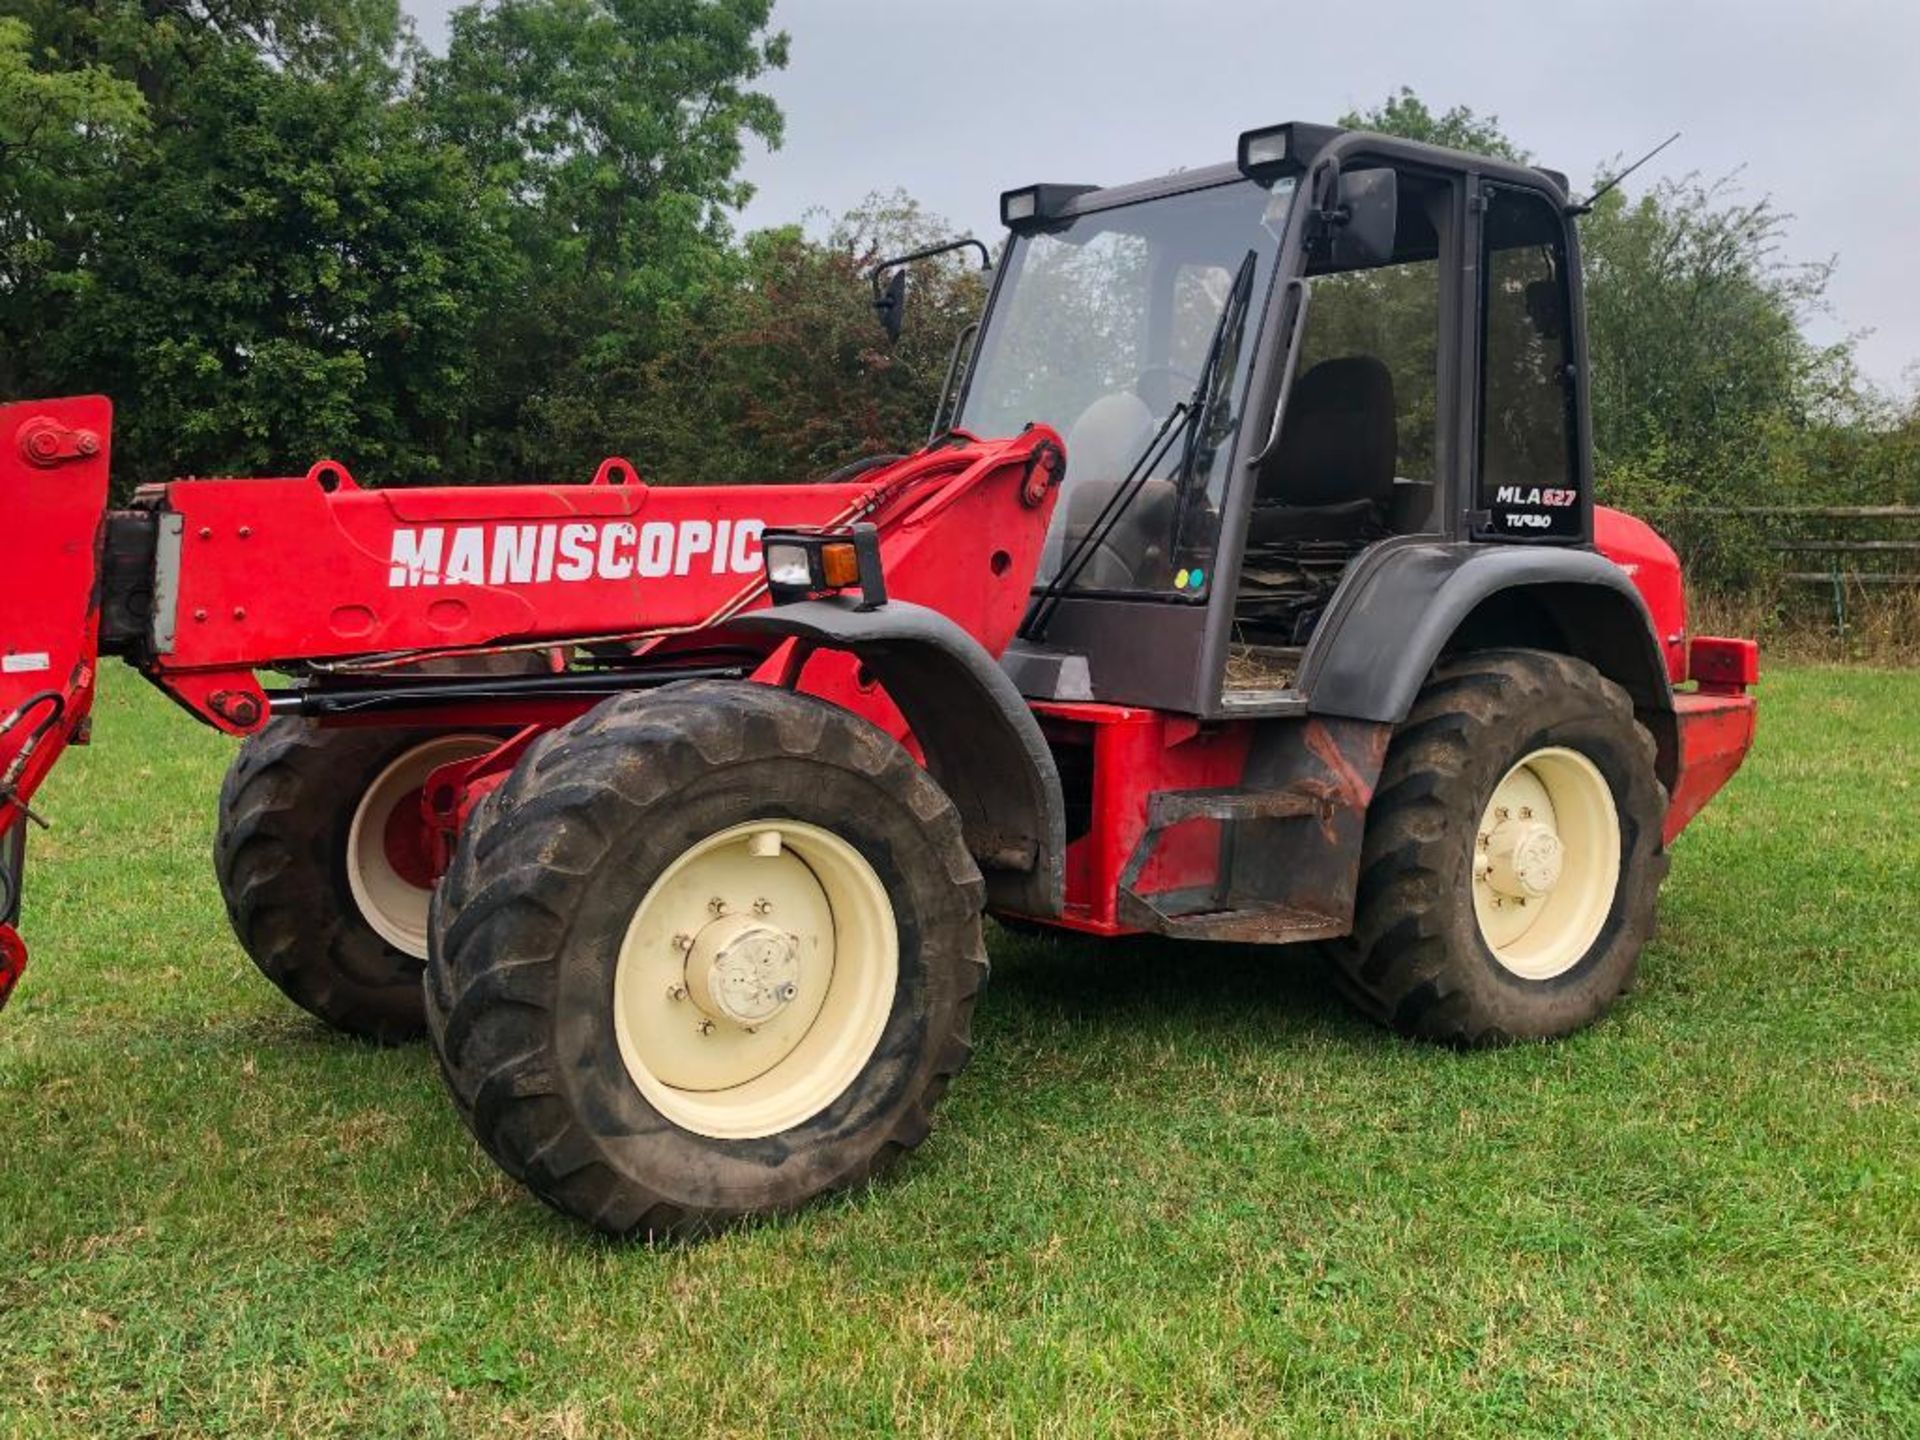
[953,123,1587,716]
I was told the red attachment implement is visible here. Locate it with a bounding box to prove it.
[0,397,111,835]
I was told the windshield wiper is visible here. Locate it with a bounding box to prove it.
[1019,249,1259,641]
[1173,249,1259,503]
[1020,400,1194,640]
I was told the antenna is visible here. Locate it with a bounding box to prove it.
[1569,132,1681,216]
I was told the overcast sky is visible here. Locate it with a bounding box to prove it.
[404,0,1920,394]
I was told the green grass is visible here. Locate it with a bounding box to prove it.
[2,670,1915,1438]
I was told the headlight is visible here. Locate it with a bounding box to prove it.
[1236,121,1338,181]
[999,183,1100,235]
[761,525,888,610]
[764,542,816,589]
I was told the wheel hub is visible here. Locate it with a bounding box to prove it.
[1483,818,1565,899]
[1470,747,1623,981]
[685,915,801,1027]
[613,820,899,1139]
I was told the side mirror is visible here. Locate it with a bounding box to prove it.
[1327,166,1398,269]
[874,269,908,343]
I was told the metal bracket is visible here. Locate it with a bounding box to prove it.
[16,418,101,468]
[1114,784,1344,942]
[150,513,185,655]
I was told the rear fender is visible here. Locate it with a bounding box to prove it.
[734,599,1065,917]
[1299,541,1674,723]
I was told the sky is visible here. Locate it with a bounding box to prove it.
[404,0,1920,395]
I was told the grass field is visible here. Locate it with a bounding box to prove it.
[1,669,1915,1437]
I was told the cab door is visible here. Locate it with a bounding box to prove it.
[1470,182,1590,543]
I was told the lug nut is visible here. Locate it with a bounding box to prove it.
[708,897,726,916]
[753,898,772,915]
[672,933,692,951]
[666,983,687,1001]
[696,1019,715,1037]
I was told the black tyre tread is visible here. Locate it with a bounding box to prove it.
[215,720,435,1043]
[1330,648,1669,1046]
[424,681,986,1238]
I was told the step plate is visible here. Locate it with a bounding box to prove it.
[1116,893,1347,946]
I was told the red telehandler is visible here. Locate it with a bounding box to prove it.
[0,124,1756,1235]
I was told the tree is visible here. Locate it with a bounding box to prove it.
[2,0,498,487]
[1340,87,1528,164]
[421,0,790,481]
[0,17,146,399]
[625,192,989,486]
[1334,87,1899,584]
[66,48,504,488]
[1580,175,1853,503]
[0,0,792,492]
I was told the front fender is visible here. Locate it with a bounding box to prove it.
[734,599,1065,917]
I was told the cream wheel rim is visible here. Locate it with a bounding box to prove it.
[613,821,898,1141]
[345,733,496,958]
[1471,746,1621,981]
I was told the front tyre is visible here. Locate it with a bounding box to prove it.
[1329,649,1668,1044]
[425,681,987,1236]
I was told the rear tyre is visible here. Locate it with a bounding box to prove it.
[425,681,987,1237]
[1328,649,1667,1045]
[215,721,495,1042]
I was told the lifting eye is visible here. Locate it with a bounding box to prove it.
[304,459,357,493]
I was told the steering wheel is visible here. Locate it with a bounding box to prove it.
[1135,363,1201,417]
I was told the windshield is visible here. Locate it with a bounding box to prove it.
[958,176,1294,599]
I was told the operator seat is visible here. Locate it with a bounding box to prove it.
[1046,390,1178,589]
[1247,355,1397,545]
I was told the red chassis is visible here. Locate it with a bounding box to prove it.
[0,394,1755,997]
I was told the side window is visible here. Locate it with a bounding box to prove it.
[1295,257,1441,486]
[1479,185,1579,538]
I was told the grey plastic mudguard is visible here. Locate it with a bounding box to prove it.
[733,599,1065,917]
[1299,542,1674,724]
